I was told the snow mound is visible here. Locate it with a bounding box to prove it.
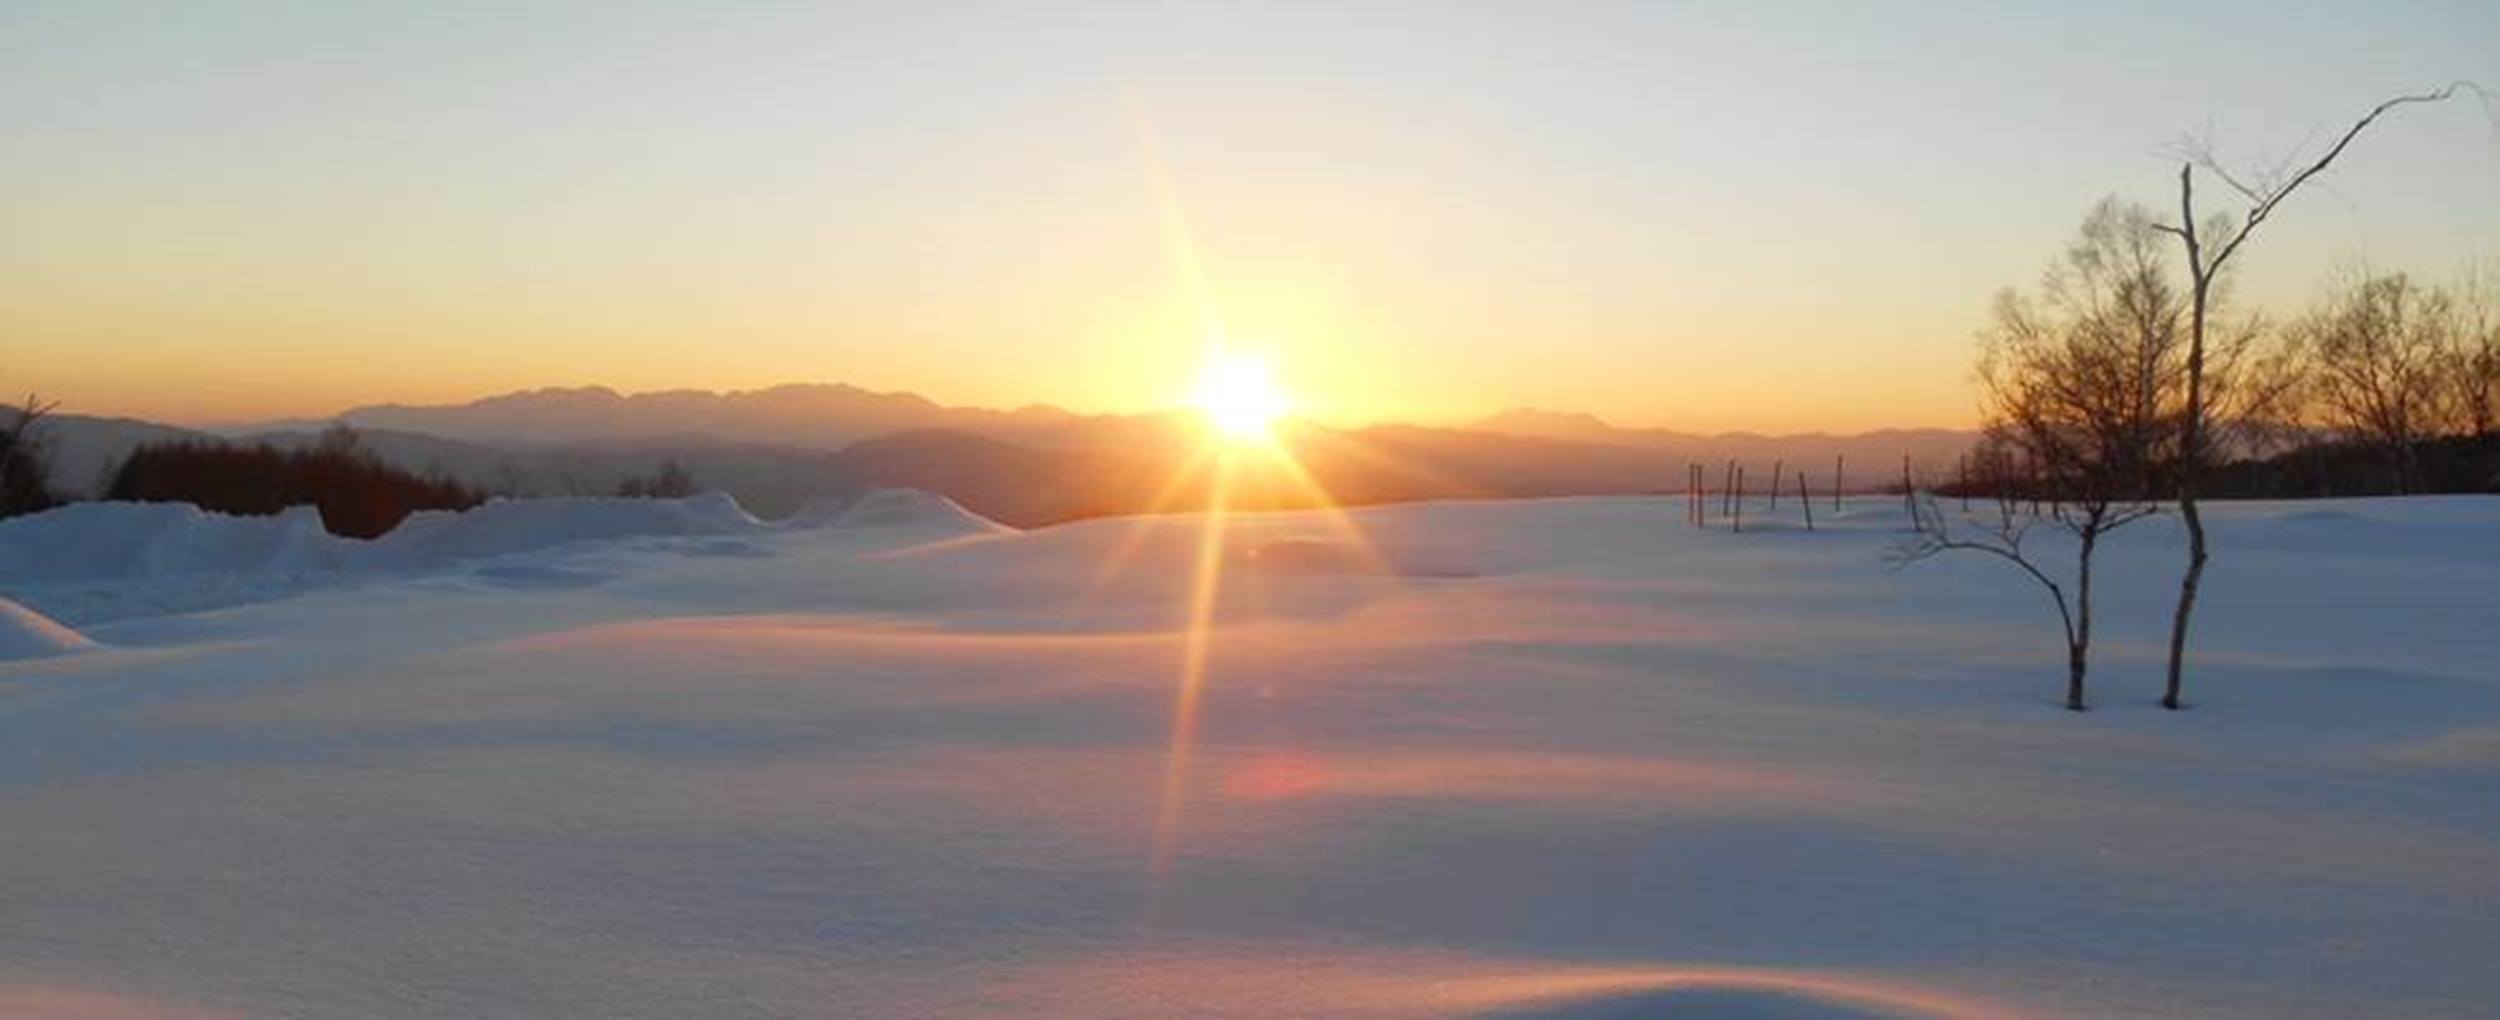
[0,493,779,585]
[788,489,1008,534]
[0,503,349,582]
[0,597,97,660]
[365,492,767,569]
[0,490,1002,624]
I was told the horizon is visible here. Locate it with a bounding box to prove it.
[8,3,2498,433]
[6,7,2500,1016]
[141,377,1984,438]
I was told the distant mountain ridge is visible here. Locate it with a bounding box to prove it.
[42,385,1979,528]
[236,387,1976,463]
[1468,407,1628,445]
[237,383,1082,450]
[1467,406,1976,484]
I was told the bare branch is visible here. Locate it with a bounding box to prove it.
[1890,497,2077,652]
[2200,83,2473,274]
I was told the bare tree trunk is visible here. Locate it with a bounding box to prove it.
[1832,455,1843,511]
[2164,166,2211,712]
[1798,470,1813,531]
[2156,85,2469,709]
[1769,458,1783,509]
[2069,528,2098,712]
[1722,460,1736,518]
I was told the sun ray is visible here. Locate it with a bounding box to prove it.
[1255,436,1397,575]
[1126,97,1226,355]
[1078,443,1217,608]
[1295,425,1486,502]
[1121,100,1398,894]
[1146,446,1235,880]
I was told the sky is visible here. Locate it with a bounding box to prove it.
[4,1,2497,432]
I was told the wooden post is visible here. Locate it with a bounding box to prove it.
[1798,470,1814,532]
[1721,460,1736,517]
[1733,466,1745,533]
[1958,453,1970,512]
[1902,454,1918,532]
[1768,458,1783,509]
[1832,455,1844,511]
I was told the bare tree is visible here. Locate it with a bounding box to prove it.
[2150,83,2481,710]
[2291,272,2461,491]
[1,392,64,518]
[651,459,696,498]
[2448,268,2500,437]
[617,459,697,499]
[1895,499,2101,710]
[1895,200,2179,710]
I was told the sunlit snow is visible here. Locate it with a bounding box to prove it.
[2,492,2494,1017]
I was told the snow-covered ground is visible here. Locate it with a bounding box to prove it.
[1,492,2495,1018]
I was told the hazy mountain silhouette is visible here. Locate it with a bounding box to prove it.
[826,429,1172,527]
[35,415,217,497]
[232,386,1974,488]
[1468,406,1976,488]
[47,384,1978,528]
[1467,407,1630,445]
[246,383,1081,449]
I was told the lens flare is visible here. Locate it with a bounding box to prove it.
[1129,106,1395,895]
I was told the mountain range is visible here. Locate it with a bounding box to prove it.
[34,385,1977,528]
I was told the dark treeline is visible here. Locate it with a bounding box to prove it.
[1,394,64,518]
[2205,431,2500,498]
[615,459,697,499]
[1945,430,2500,502]
[106,427,483,538]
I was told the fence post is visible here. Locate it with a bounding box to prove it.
[1798,470,1814,532]
[1902,454,1919,532]
[1733,466,1745,534]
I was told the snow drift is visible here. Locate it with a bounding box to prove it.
[0,597,95,660]
[796,487,1007,534]
[362,491,769,569]
[0,489,1003,623]
[0,502,350,583]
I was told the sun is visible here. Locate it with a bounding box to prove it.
[1193,349,1289,440]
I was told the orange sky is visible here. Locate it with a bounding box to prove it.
[4,4,2495,432]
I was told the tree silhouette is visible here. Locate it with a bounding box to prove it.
[0,392,62,518]
[2151,83,2485,710]
[1895,200,2186,709]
